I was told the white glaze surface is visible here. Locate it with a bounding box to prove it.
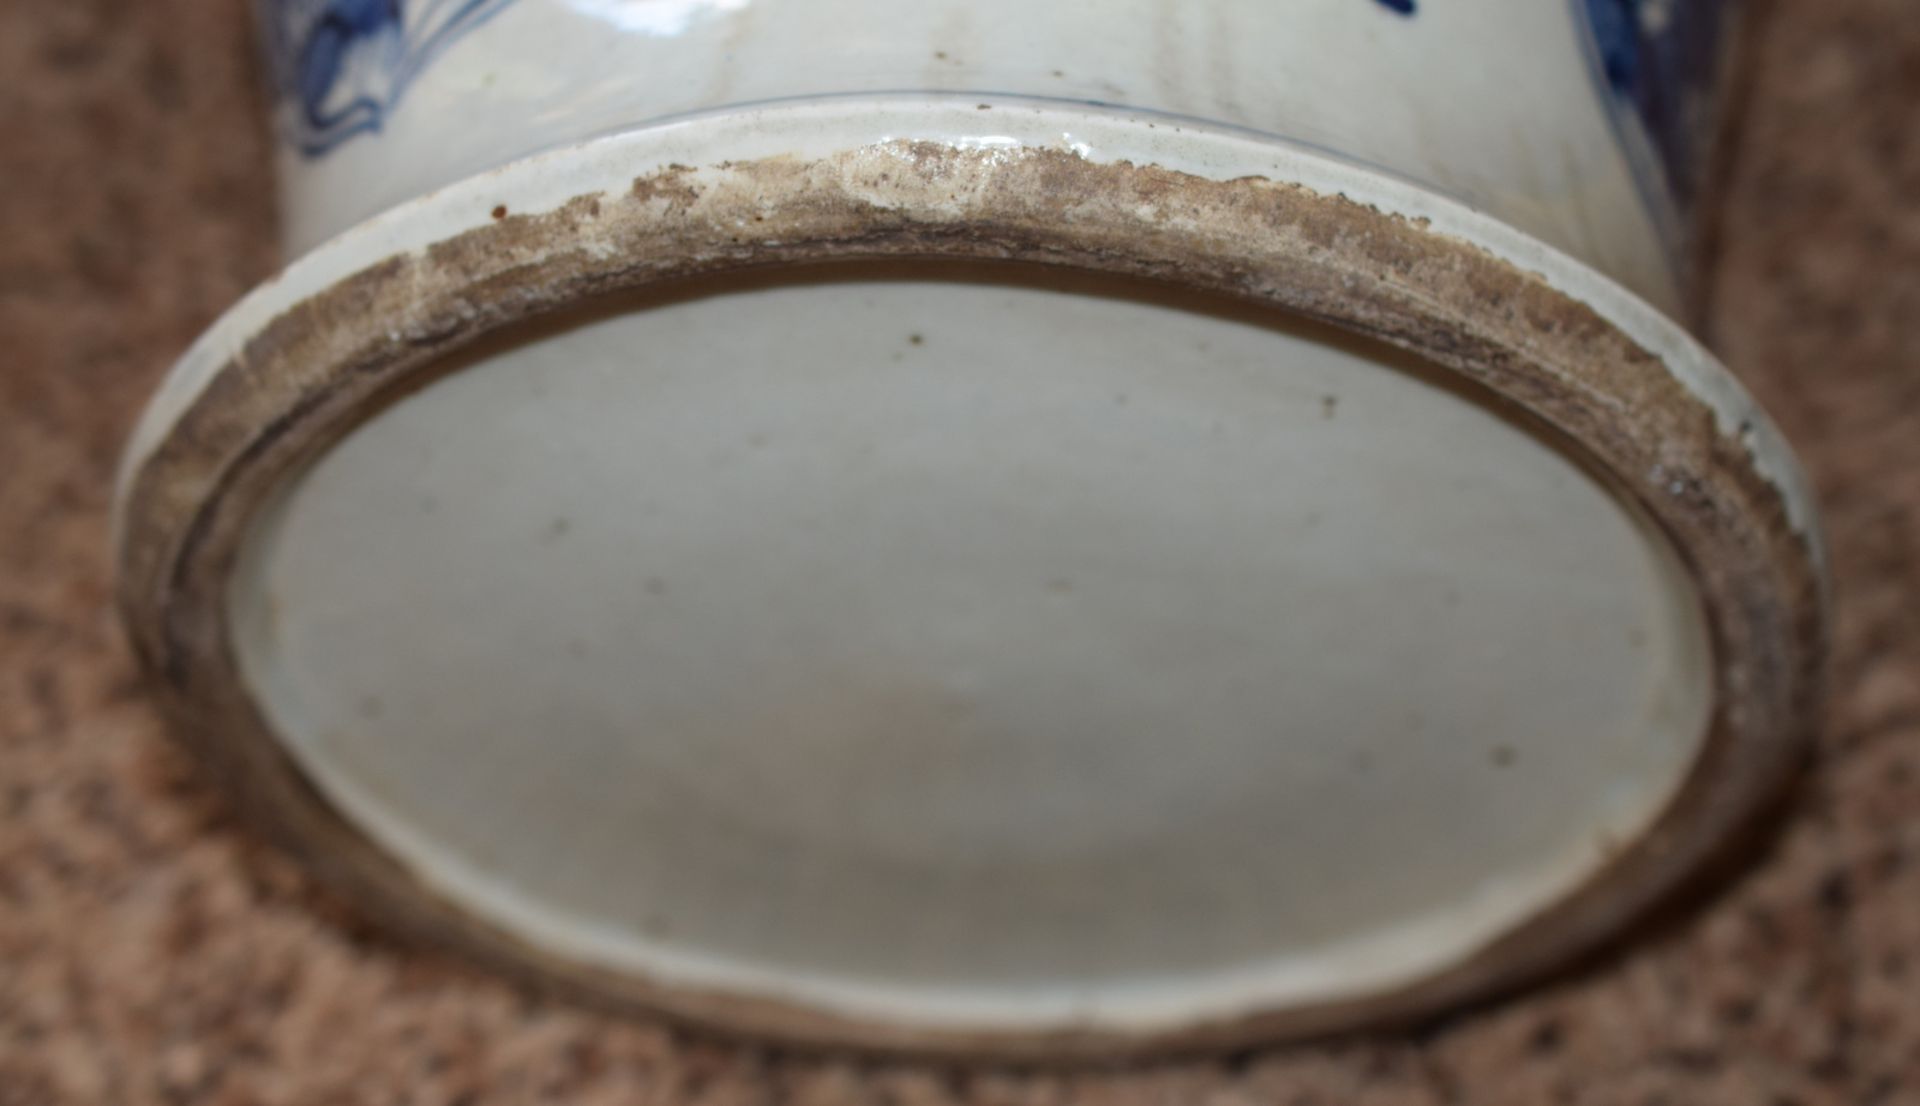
[280,0,1678,308]
[229,273,1713,1030]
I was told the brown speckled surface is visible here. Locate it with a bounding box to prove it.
[2,0,1917,1101]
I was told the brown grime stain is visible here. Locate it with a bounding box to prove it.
[630,163,702,210]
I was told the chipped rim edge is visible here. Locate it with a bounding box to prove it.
[112,98,1825,1061]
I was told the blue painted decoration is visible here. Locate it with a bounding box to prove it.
[261,0,517,156]
[1374,0,1418,15]
[1579,0,1733,225]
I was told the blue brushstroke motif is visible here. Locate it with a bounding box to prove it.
[1374,0,1418,15]
[1581,0,1732,217]
[261,0,518,156]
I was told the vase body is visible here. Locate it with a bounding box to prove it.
[113,0,1823,1058]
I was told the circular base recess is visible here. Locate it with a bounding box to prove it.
[115,101,1824,1058]
[232,269,1711,1034]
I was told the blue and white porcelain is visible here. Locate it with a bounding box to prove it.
[115,0,1822,1057]
[260,0,517,155]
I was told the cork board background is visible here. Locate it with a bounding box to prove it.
[2,0,1916,1101]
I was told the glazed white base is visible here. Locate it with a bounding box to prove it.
[229,268,1712,1033]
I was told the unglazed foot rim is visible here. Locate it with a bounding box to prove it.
[114,103,1824,1060]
